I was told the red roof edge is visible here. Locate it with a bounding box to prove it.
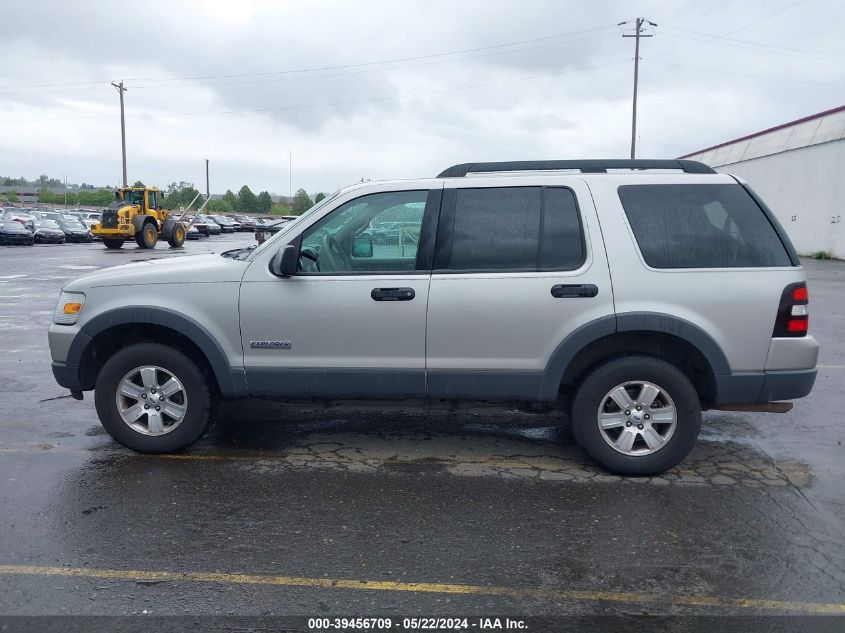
[678,104,845,159]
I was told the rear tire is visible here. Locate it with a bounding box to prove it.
[103,239,124,249]
[571,355,701,475]
[136,222,158,249]
[167,223,186,248]
[94,343,211,452]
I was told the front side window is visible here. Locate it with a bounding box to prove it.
[446,186,584,271]
[299,190,428,273]
[618,184,791,268]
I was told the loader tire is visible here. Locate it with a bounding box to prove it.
[167,223,186,248]
[136,222,158,249]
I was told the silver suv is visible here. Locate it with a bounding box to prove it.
[48,160,819,475]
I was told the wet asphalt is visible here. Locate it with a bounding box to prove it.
[0,235,843,620]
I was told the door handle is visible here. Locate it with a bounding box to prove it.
[371,287,415,301]
[551,284,598,298]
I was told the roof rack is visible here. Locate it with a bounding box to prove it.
[437,159,716,177]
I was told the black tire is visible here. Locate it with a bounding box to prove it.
[94,343,212,452]
[103,239,124,249]
[167,222,186,248]
[571,355,701,475]
[135,222,158,248]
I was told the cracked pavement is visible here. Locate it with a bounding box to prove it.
[0,237,843,617]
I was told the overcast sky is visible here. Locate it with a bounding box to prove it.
[1,0,843,196]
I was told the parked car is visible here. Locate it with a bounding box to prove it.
[1,209,35,232]
[195,215,222,235]
[32,220,66,244]
[186,225,202,240]
[186,216,209,237]
[32,210,66,223]
[210,215,237,233]
[0,220,34,246]
[48,159,819,476]
[56,216,93,243]
[234,215,256,231]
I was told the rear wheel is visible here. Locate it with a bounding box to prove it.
[94,343,211,452]
[136,222,158,248]
[571,356,701,475]
[167,223,186,248]
[103,239,124,249]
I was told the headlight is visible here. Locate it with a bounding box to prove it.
[53,291,86,325]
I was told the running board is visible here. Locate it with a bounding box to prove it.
[714,402,793,413]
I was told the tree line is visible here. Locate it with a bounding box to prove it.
[2,173,327,216]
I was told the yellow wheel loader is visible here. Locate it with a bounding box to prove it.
[91,187,188,250]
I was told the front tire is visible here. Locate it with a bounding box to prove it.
[167,223,186,248]
[136,222,159,248]
[571,356,701,475]
[94,343,211,452]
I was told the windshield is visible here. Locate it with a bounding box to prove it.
[37,220,60,229]
[63,219,86,229]
[248,188,342,260]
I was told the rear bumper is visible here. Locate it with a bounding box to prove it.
[715,368,817,405]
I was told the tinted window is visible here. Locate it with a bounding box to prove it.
[448,186,584,271]
[618,184,791,268]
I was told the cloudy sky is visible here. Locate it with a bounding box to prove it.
[1,0,842,196]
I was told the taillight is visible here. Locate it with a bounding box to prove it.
[773,282,809,337]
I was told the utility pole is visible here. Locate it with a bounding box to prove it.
[205,159,210,199]
[289,149,292,207]
[621,18,656,159]
[63,175,67,208]
[111,80,128,187]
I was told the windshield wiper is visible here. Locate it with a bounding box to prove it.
[221,245,257,260]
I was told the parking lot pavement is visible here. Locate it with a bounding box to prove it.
[0,240,843,618]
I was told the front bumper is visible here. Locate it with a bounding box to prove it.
[0,233,34,245]
[52,361,84,391]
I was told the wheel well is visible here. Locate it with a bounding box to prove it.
[79,324,219,395]
[559,331,716,405]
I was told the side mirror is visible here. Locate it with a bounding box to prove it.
[270,244,299,277]
[352,235,374,258]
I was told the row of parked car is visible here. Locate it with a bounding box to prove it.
[0,207,99,246]
[0,206,297,247]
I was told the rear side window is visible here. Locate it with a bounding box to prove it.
[447,186,584,271]
[618,184,791,268]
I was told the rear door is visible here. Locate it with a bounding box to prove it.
[425,177,614,401]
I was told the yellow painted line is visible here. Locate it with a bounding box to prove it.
[0,565,842,614]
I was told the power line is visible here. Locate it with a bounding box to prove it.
[0,58,627,125]
[661,25,841,59]
[650,0,807,59]
[0,25,615,92]
[651,59,845,87]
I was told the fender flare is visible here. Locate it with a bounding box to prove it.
[539,313,731,401]
[131,215,156,232]
[68,306,247,397]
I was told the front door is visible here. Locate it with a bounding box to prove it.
[239,187,439,398]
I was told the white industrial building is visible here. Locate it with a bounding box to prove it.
[680,104,845,259]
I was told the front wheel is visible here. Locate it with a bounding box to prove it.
[103,239,124,249]
[571,356,701,475]
[167,223,186,248]
[136,222,159,248]
[94,343,211,452]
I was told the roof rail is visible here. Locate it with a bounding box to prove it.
[437,159,716,177]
